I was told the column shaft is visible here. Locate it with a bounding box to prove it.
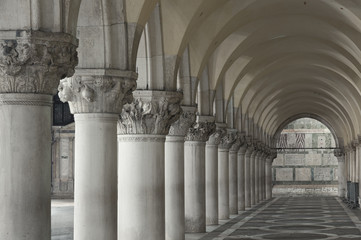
[218,148,230,219]
[205,144,218,225]
[165,136,185,240]
[266,159,272,199]
[237,150,246,211]
[75,114,118,240]
[185,141,206,232]
[229,150,238,215]
[0,94,52,240]
[118,135,165,240]
[251,152,256,206]
[245,151,252,208]
[255,154,259,203]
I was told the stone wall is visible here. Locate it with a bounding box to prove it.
[51,123,75,199]
[272,118,338,196]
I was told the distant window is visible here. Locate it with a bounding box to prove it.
[53,94,74,126]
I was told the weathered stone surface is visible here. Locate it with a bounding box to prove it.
[295,168,311,181]
[314,167,332,181]
[276,168,293,181]
[285,154,304,166]
[305,153,322,165]
[0,30,78,95]
[273,154,284,166]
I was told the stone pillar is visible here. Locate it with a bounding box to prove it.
[117,90,182,240]
[254,150,260,203]
[218,129,236,220]
[59,70,137,240]
[184,116,215,233]
[245,140,254,208]
[334,149,346,198]
[165,106,196,240]
[229,132,242,215]
[251,149,257,206]
[0,31,77,240]
[238,143,247,211]
[265,156,273,200]
[260,152,266,201]
[205,128,225,225]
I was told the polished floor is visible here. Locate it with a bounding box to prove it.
[51,197,361,240]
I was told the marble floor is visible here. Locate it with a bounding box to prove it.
[51,197,361,240]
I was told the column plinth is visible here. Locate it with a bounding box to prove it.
[184,116,216,233]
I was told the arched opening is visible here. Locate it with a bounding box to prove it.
[272,117,338,196]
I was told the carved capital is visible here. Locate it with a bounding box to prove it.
[0,30,78,95]
[168,106,197,137]
[219,130,237,149]
[230,132,246,152]
[185,116,216,142]
[118,90,183,135]
[208,127,226,145]
[58,70,137,114]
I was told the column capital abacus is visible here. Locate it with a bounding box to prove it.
[168,105,197,137]
[0,30,78,95]
[59,69,137,114]
[184,115,216,142]
[118,90,183,135]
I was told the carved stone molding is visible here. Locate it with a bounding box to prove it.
[168,105,197,137]
[219,130,237,150]
[0,30,78,95]
[185,116,216,142]
[118,90,183,135]
[58,70,137,114]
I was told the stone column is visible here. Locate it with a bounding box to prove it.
[265,156,273,200]
[260,152,266,201]
[165,106,196,240]
[254,150,260,203]
[184,116,215,233]
[251,148,257,206]
[334,149,346,198]
[117,90,182,240]
[218,129,236,220]
[245,139,254,208]
[238,143,247,211]
[229,132,242,215]
[0,31,77,240]
[205,128,225,225]
[59,69,137,240]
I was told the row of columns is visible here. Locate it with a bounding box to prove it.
[184,123,277,236]
[0,31,277,240]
